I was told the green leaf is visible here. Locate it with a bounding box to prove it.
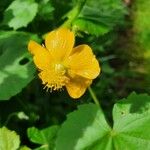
[56,93,150,150]
[19,146,31,150]
[28,126,59,150]
[0,31,40,100]
[38,0,54,21]
[73,18,109,36]
[3,0,38,30]
[112,92,150,150]
[0,127,20,150]
[72,0,127,36]
[56,103,111,150]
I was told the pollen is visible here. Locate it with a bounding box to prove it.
[39,63,69,92]
[54,63,66,75]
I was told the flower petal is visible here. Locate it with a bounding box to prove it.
[65,45,100,79]
[38,70,55,86]
[66,76,92,99]
[45,28,74,61]
[28,40,53,70]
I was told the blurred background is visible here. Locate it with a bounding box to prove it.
[0,0,150,147]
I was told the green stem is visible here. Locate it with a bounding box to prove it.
[88,86,100,107]
[61,0,86,28]
[3,113,18,126]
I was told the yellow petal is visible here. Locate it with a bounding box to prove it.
[45,28,74,61]
[28,40,52,70]
[66,76,92,99]
[65,45,100,79]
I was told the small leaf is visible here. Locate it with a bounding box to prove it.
[28,126,59,150]
[3,0,38,30]
[0,127,20,150]
[0,31,40,100]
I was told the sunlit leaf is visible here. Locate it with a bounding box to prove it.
[0,31,40,100]
[0,127,20,150]
[112,92,150,149]
[3,0,38,30]
[56,103,111,150]
[19,146,31,150]
[56,93,150,150]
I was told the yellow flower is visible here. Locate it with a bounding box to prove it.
[28,28,100,98]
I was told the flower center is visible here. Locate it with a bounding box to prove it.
[54,63,66,75]
[40,63,69,91]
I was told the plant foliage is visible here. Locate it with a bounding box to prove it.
[0,0,150,149]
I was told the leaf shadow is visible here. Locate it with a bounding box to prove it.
[2,9,14,25]
[119,92,150,114]
[0,62,35,100]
